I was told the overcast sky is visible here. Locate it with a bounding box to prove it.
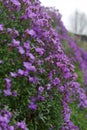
[40,0,87,30]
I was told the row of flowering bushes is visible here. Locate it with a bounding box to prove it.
[48,8,87,129]
[48,8,87,87]
[0,0,87,129]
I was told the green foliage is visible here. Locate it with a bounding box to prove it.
[69,62,87,130]
[27,93,63,130]
[70,102,87,130]
[74,62,84,87]
[61,36,87,130]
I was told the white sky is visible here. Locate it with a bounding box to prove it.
[40,0,87,30]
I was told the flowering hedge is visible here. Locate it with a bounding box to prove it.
[48,8,87,87]
[0,0,87,130]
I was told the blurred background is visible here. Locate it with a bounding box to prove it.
[40,0,87,35]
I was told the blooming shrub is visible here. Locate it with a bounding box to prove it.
[48,8,87,87]
[0,0,87,130]
[47,8,87,129]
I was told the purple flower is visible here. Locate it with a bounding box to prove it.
[17,46,25,54]
[29,102,37,110]
[24,41,30,50]
[10,0,21,11]
[35,47,44,55]
[48,72,53,81]
[8,126,14,130]
[56,62,62,67]
[59,86,64,92]
[10,72,17,78]
[0,110,12,125]
[38,86,44,93]
[12,91,17,97]
[23,62,36,72]
[23,62,31,69]
[12,39,20,47]
[14,29,19,35]
[5,78,11,89]
[25,29,36,36]
[64,72,71,79]
[0,24,4,31]
[23,70,29,77]
[17,69,24,76]
[53,77,60,86]
[0,60,3,64]
[28,53,35,61]
[16,121,27,130]
[37,60,42,65]
[72,73,78,80]
[39,68,45,73]
[46,84,51,90]
[10,0,21,6]
[29,76,36,84]
[5,78,11,83]
[7,28,12,34]
[3,89,12,96]
[30,96,36,102]
[38,95,45,101]
[29,65,36,72]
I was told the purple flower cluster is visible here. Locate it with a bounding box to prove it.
[0,110,27,130]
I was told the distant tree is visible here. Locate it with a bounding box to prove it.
[69,10,87,34]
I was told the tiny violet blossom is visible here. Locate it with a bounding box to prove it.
[10,0,21,12]
[30,96,36,102]
[12,39,20,47]
[29,76,36,84]
[28,53,35,61]
[16,121,27,130]
[59,86,64,92]
[3,89,12,96]
[38,86,44,93]
[25,29,36,36]
[14,29,19,37]
[0,60,3,64]
[10,72,17,78]
[38,95,45,101]
[35,47,44,55]
[10,0,21,6]
[12,91,17,97]
[46,84,51,90]
[29,102,37,110]
[23,70,29,77]
[8,126,14,130]
[6,82,11,89]
[23,62,31,69]
[64,72,71,79]
[17,46,25,54]
[5,78,11,89]
[23,62,36,72]
[7,28,12,33]
[5,78,11,83]
[17,69,24,76]
[24,41,30,49]
[53,77,60,86]
[0,24,4,31]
